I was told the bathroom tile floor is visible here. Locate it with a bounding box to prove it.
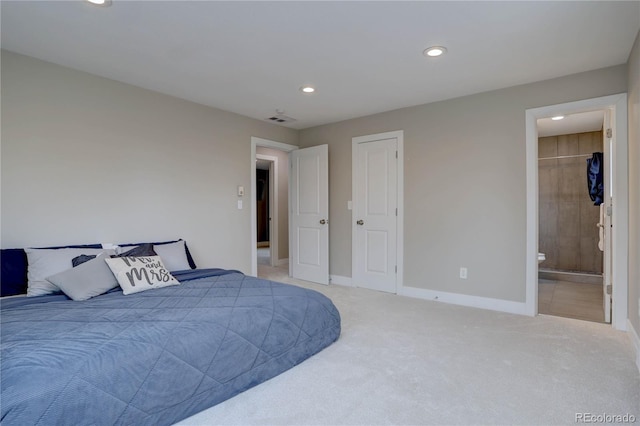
[538,278,605,323]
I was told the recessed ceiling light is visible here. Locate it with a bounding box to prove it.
[86,0,112,6]
[423,46,447,57]
[300,86,316,94]
[551,115,565,121]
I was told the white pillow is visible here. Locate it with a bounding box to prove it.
[104,256,180,295]
[153,240,191,271]
[25,248,112,297]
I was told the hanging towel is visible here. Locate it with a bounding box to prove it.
[586,152,604,205]
[598,203,604,252]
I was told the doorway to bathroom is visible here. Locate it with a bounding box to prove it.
[536,112,607,323]
[525,94,629,330]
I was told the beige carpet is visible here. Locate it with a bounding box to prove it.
[178,265,640,425]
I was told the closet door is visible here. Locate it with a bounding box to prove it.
[352,133,399,294]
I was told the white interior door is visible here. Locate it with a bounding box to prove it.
[290,145,329,285]
[602,109,613,323]
[352,136,398,293]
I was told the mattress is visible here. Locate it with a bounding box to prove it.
[0,269,341,425]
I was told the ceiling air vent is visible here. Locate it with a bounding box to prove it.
[265,113,297,124]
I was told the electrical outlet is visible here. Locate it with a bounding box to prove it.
[459,267,468,279]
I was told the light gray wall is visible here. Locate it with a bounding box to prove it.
[0,50,298,273]
[299,65,627,303]
[2,48,634,312]
[256,146,289,261]
[627,31,640,336]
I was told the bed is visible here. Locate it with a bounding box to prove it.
[0,243,341,425]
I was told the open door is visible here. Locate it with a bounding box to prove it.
[290,145,329,284]
[602,109,613,323]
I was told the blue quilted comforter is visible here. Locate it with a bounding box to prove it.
[0,270,341,425]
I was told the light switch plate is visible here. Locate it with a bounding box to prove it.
[459,267,468,279]
[237,200,243,209]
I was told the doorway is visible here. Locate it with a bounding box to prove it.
[536,112,607,323]
[256,154,276,268]
[525,94,629,330]
[250,138,297,278]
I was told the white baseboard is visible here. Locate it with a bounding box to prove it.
[627,319,640,374]
[329,275,353,287]
[276,258,289,267]
[330,278,527,315]
[398,285,528,316]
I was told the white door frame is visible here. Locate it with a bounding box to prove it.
[524,94,628,330]
[351,130,404,292]
[256,153,279,267]
[250,137,297,277]
[602,110,613,323]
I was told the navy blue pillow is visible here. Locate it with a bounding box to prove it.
[70,244,159,268]
[38,243,102,250]
[72,255,97,267]
[117,243,157,258]
[1,249,29,297]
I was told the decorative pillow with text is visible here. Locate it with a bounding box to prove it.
[104,256,179,295]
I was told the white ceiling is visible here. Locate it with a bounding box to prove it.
[537,110,605,138]
[2,1,639,130]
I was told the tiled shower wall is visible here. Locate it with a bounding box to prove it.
[538,131,603,274]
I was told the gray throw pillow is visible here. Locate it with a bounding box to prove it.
[25,247,110,297]
[45,253,119,301]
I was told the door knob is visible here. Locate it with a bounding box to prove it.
[319,219,327,225]
[356,220,364,225]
